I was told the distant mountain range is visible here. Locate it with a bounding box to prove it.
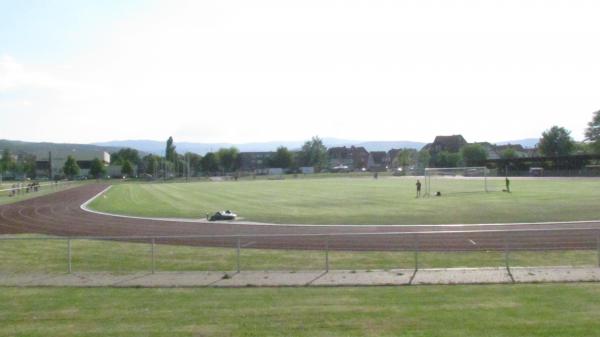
[0,139,124,160]
[93,137,539,155]
[92,138,428,155]
[0,137,539,159]
[494,138,539,148]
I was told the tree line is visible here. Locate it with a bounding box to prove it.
[400,110,600,170]
[134,136,329,177]
[2,110,599,179]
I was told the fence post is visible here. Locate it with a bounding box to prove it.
[67,238,72,274]
[414,234,419,272]
[151,238,156,274]
[504,234,510,270]
[325,236,330,272]
[597,234,600,268]
[236,237,241,273]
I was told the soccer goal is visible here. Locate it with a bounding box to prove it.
[423,167,500,197]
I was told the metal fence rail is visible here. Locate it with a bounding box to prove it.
[1,227,599,274]
[0,180,75,194]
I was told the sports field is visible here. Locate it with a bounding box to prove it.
[3,284,600,337]
[90,177,600,225]
[3,180,600,337]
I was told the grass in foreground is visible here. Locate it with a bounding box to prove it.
[1,235,596,273]
[89,177,600,225]
[3,284,600,337]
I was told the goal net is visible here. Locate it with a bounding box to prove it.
[423,167,501,197]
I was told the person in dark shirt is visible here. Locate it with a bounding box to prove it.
[505,177,511,193]
[416,180,422,198]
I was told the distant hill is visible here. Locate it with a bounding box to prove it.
[1,137,539,160]
[351,141,427,152]
[0,139,135,160]
[494,138,539,148]
[93,139,428,155]
[93,139,306,155]
[93,137,539,155]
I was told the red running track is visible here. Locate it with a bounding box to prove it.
[1,184,599,252]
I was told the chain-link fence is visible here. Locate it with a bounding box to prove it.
[1,228,599,275]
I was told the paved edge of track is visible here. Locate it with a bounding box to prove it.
[4,267,600,287]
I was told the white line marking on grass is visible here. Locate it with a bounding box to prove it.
[80,185,600,229]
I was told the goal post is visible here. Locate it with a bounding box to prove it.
[423,167,497,197]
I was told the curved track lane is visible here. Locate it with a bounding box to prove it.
[1,184,599,251]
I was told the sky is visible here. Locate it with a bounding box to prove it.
[1,0,599,144]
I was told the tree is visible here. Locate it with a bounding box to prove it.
[121,160,134,177]
[141,154,160,175]
[538,126,576,157]
[201,152,220,174]
[585,110,600,153]
[417,149,431,169]
[12,162,24,177]
[434,151,462,167]
[217,147,239,173]
[184,152,203,176]
[394,149,415,172]
[0,149,15,174]
[461,144,488,166]
[574,142,591,154]
[297,136,328,172]
[22,154,37,179]
[500,148,518,160]
[89,158,106,179]
[269,146,294,169]
[111,148,140,165]
[165,137,177,162]
[63,155,80,179]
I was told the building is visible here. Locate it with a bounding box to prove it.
[387,148,418,170]
[238,152,275,172]
[268,168,284,175]
[491,144,529,159]
[367,151,388,171]
[469,143,532,160]
[107,164,138,178]
[387,149,401,167]
[327,146,369,171]
[425,135,468,154]
[299,166,315,174]
[36,151,110,178]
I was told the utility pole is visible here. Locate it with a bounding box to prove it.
[186,155,190,182]
[48,151,53,180]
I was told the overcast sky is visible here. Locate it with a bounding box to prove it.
[1,0,599,144]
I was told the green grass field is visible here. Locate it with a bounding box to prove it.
[4,178,600,337]
[89,177,600,225]
[3,284,600,337]
[0,181,82,206]
[1,234,596,273]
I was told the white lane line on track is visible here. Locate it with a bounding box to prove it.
[241,241,256,248]
[80,185,600,229]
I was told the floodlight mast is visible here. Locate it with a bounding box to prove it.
[484,167,488,193]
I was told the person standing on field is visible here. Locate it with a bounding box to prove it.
[416,179,422,198]
[505,177,511,193]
